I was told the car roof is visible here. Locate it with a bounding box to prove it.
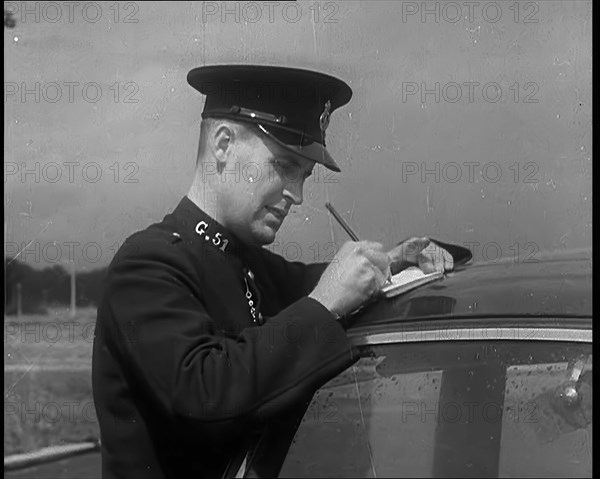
[349,249,592,331]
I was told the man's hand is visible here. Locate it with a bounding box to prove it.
[388,237,454,275]
[309,241,391,319]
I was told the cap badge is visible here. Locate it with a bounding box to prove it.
[319,100,332,140]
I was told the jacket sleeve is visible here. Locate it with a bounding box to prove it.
[99,235,358,446]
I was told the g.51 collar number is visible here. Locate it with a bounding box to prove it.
[195,221,229,252]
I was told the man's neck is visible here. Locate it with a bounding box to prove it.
[186,176,221,223]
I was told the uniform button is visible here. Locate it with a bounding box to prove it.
[170,232,182,244]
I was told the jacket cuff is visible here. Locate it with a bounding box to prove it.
[302,296,350,329]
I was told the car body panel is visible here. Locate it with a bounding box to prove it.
[350,251,592,330]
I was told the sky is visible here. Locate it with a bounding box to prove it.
[4,1,592,271]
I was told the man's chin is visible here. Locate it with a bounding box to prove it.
[247,223,278,246]
[259,226,278,245]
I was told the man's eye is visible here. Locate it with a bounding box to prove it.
[273,159,307,178]
[273,159,293,171]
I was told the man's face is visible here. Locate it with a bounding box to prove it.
[219,126,316,246]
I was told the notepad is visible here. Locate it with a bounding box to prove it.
[381,266,444,298]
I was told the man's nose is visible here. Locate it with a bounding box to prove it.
[283,178,304,206]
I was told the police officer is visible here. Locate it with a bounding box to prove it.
[92,65,456,478]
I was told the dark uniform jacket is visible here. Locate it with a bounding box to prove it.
[92,196,358,478]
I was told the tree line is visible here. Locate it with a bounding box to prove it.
[4,258,107,315]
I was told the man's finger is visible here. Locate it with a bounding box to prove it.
[363,249,392,273]
[391,236,431,263]
[372,266,388,293]
[418,254,437,273]
[419,247,453,273]
[443,250,454,272]
[420,247,445,272]
[431,247,453,272]
[404,236,431,254]
[358,240,386,252]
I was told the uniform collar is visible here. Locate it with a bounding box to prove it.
[170,196,260,264]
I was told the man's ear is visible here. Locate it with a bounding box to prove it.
[213,124,234,164]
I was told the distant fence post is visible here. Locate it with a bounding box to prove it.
[71,260,76,318]
[16,282,22,319]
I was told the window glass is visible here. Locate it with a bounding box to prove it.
[275,341,592,478]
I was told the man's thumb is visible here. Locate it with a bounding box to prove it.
[405,236,431,253]
[414,236,431,248]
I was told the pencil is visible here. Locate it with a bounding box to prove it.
[325,202,360,241]
[325,202,392,286]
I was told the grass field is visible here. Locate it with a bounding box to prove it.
[4,308,99,456]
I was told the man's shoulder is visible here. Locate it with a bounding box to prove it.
[108,218,185,268]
